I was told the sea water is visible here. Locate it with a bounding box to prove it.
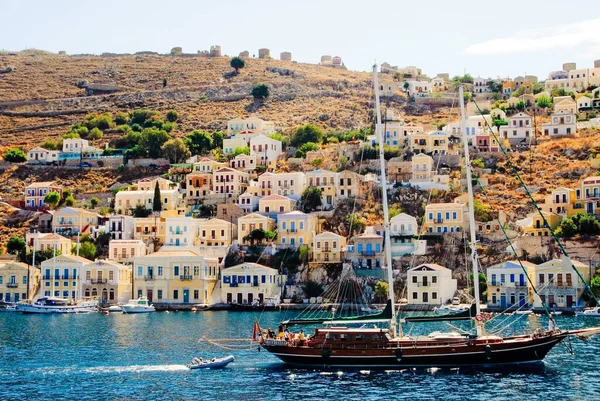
[1,311,599,400]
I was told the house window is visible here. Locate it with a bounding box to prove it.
[157,290,163,300]
[432,292,437,300]
[173,289,179,300]
[412,292,417,299]
[412,276,417,283]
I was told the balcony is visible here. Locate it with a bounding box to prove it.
[434,219,444,223]
[361,250,377,256]
[144,275,155,281]
[42,276,51,280]
[6,283,18,288]
[91,279,108,284]
[180,275,193,281]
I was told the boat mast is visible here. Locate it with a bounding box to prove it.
[458,84,481,315]
[372,64,398,337]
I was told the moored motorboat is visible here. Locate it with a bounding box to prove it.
[106,305,123,312]
[186,355,235,369]
[121,297,155,314]
[576,307,600,317]
[0,302,17,312]
[16,297,98,314]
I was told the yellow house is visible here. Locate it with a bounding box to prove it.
[197,218,237,246]
[258,194,295,215]
[541,188,583,218]
[40,254,92,300]
[53,207,100,236]
[220,262,284,305]
[337,170,363,198]
[108,239,150,264]
[311,231,346,264]
[26,232,72,256]
[487,260,537,308]
[81,259,132,305]
[0,261,40,302]
[133,216,166,243]
[423,197,467,235]
[115,177,183,215]
[523,211,562,237]
[530,258,589,308]
[133,248,220,305]
[346,227,383,269]
[306,169,338,209]
[192,157,227,173]
[410,131,449,155]
[277,211,318,246]
[237,213,276,245]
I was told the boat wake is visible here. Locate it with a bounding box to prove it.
[33,364,188,376]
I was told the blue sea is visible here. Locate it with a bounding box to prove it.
[1,311,599,400]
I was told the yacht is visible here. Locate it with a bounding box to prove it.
[121,297,156,313]
[16,297,98,314]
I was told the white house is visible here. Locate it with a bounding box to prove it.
[227,116,276,138]
[223,136,248,155]
[165,217,199,247]
[238,193,261,213]
[220,262,284,305]
[389,213,422,256]
[62,138,89,154]
[250,134,282,166]
[499,112,534,142]
[256,172,306,199]
[577,95,592,112]
[27,147,60,165]
[542,110,577,137]
[473,77,491,93]
[487,260,536,308]
[108,239,149,264]
[407,263,457,305]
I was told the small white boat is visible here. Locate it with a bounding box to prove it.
[16,297,98,314]
[576,307,600,317]
[106,305,123,312]
[0,303,17,312]
[121,297,155,314]
[434,305,468,314]
[187,355,235,370]
[515,309,533,315]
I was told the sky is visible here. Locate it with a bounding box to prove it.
[2,0,600,79]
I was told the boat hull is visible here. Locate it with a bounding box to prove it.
[16,304,98,314]
[187,356,235,369]
[262,334,567,368]
[121,306,155,313]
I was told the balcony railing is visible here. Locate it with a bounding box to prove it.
[361,251,377,256]
[42,276,51,280]
[144,275,155,281]
[91,279,108,284]
[180,275,193,281]
[6,283,18,288]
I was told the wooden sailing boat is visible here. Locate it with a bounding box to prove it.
[258,65,600,368]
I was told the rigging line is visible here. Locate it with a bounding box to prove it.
[473,175,555,321]
[346,133,367,242]
[472,97,599,306]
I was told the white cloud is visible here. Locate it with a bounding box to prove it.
[463,18,600,55]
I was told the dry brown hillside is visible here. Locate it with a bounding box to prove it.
[0,51,392,150]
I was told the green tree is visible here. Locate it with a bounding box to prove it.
[114,112,129,125]
[166,110,179,122]
[132,204,150,217]
[230,56,245,73]
[63,131,81,140]
[44,191,60,209]
[6,237,26,255]
[130,109,159,125]
[299,187,322,212]
[251,84,270,100]
[264,230,277,242]
[163,78,167,88]
[578,214,600,236]
[65,195,75,207]
[346,213,365,236]
[153,181,162,212]
[184,130,213,155]
[558,218,577,238]
[249,228,266,245]
[88,127,103,140]
[3,148,27,162]
[139,127,170,158]
[299,142,321,153]
[114,131,142,149]
[493,119,509,130]
[73,242,96,260]
[536,95,552,109]
[473,200,492,222]
[591,276,600,298]
[232,146,250,157]
[161,138,191,163]
[471,158,485,168]
[291,124,324,147]
[90,196,99,209]
[40,140,59,150]
[469,273,488,301]
[374,281,389,303]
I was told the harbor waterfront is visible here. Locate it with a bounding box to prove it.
[2,311,600,400]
